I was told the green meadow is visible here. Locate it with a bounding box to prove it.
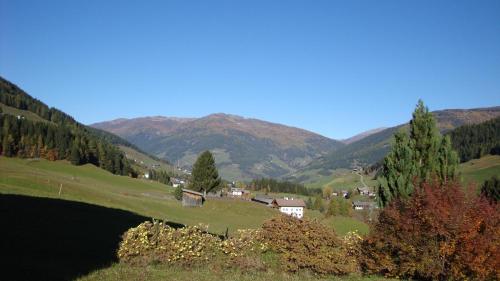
[0,157,367,235]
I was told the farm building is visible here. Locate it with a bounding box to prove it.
[228,187,251,199]
[182,189,205,207]
[229,187,244,196]
[206,190,223,198]
[357,187,371,196]
[252,194,274,206]
[272,198,306,219]
[352,201,376,210]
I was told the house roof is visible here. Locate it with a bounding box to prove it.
[253,194,274,204]
[182,189,204,197]
[352,201,376,207]
[273,199,306,207]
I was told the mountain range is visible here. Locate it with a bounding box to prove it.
[292,106,500,182]
[92,114,344,180]
[92,106,500,182]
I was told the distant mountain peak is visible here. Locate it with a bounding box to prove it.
[91,114,345,181]
[205,113,243,119]
[342,127,389,144]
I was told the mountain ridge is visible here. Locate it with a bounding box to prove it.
[92,113,345,181]
[341,127,388,144]
[291,105,500,182]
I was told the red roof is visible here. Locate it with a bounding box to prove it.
[273,199,306,207]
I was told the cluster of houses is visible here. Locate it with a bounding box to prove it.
[356,187,376,198]
[180,184,378,218]
[251,194,305,219]
[171,177,187,188]
[181,188,306,219]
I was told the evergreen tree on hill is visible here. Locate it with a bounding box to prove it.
[377,100,459,207]
[189,150,221,193]
[481,176,499,203]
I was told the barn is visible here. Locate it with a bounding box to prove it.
[182,189,205,207]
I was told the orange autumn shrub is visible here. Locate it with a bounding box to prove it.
[360,181,499,281]
[261,215,358,275]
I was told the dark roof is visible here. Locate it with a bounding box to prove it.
[273,199,306,207]
[252,194,274,204]
[352,201,376,207]
[182,189,204,197]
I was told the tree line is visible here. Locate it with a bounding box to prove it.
[248,178,321,196]
[0,77,135,176]
[148,169,171,185]
[0,113,133,176]
[447,116,500,162]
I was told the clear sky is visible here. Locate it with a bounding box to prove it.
[1,0,499,139]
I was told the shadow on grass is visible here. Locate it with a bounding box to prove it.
[0,194,184,281]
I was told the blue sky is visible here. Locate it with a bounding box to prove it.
[1,0,499,139]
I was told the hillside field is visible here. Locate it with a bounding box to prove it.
[459,155,500,185]
[0,157,366,235]
[306,155,500,192]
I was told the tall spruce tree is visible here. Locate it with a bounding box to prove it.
[377,130,416,205]
[437,135,459,184]
[481,176,499,203]
[378,100,459,207]
[189,150,221,193]
[410,100,441,181]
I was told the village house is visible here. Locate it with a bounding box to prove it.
[181,189,205,207]
[352,201,376,210]
[341,190,349,198]
[272,198,306,219]
[229,187,248,197]
[252,194,274,206]
[357,187,370,196]
[171,177,186,188]
[206,190,223,198]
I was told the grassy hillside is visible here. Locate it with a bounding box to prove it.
[0,157,278,234]
[0,103,51,123]
[0,157,367,235]
[306,155,500,194]
[459,155,500,185]
[1,97,178,178]
[295,106,500,182]
[0,157,371,280]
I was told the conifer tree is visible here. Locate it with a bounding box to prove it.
[174,184,183,201]
[306,197,313,209]
[481,176,499,203]
[189,150,221,193]
[377,130,416,205]
[313,194,325,212]
[410,100,441,181]
[378,100,459,207]
[70,144,81,165]
[437,135,458,184]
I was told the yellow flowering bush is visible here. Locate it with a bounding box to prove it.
[117,221,269,267]
[342,231,363,270]
[118,221,220,265]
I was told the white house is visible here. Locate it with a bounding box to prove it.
[230,187,244,196]
[352,201,376,210]
[272,198,306,219]
[357,187,371,196]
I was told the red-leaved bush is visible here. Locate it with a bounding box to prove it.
[360,181,499,281]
